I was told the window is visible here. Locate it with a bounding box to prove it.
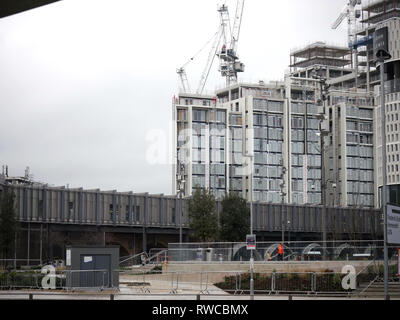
[292,117,304,129]
[192,164,205,175]
[307,118,319,130]
[359,122,373,132]
[254,114,265,126]
[193,109,206,122]
[268,128,283,140]
[268,101,283,112]
[346,121,357,131]
[230,115,243,126]
[292,102,305,113]
[177,109,187,121]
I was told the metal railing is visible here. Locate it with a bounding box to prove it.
[119,252,147,268]
[0,259,42,270]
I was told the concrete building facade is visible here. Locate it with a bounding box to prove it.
[173,79,327,206]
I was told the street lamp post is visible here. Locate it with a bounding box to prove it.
[245,154,255,301]
[243,152,255,300]
[379,59,389,300]
[312,68,330,261]
[280,166,287,244]
[177,162,185,261]
[374,28,391,300]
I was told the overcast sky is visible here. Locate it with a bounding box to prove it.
[0,0,349,195]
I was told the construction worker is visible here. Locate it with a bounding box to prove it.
[277,243,284,261]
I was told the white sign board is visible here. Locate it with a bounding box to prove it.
[84,256,93,263]
[66,249,71,266]
[387,204,400,245]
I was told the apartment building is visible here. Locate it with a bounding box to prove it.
[172,78,328,206]
[327,90,375,208]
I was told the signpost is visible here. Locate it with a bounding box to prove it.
[246,234,256,250]
[374,26,392,300]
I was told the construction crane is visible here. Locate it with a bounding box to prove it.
[177,0,245,94]
[176,67,191,94]
[217,0,245,87]
[331,0,362,47]
[176,30,220,94]
[331,0,362,87]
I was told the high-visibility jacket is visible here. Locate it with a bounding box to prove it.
[278,245,284,255]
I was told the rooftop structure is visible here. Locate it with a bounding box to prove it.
[290,42,353,74]
[361,0,400,25]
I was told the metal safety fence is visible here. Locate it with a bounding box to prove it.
[0,262,398,296]
[0,269,120,291]
[167,240,398,263]
[117,257,400,297]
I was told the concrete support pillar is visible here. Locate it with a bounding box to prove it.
[132,233,136,255]
[48,225,53,260]
[27,223,30,266]
[142,228,147,253]
[14,232,17,270]
[40,224,43,266]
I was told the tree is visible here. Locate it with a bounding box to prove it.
[0,188,19,266]
[188,188,219,242]
[219,192,250,242]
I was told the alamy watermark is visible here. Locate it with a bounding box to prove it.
[41,265,56,290]
[341,265,357,290]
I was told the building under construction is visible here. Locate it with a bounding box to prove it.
[173,0,400,210]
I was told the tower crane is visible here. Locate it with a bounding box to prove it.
[331,0,362,47]
[218,0,245,87]
[331,0,362,87]
[176,30,220,94]
[177,0,246,94]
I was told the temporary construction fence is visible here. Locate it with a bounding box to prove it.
[167,240,398,263]
[0,263,399,296]
[0,269,119,291]
[118,262,399,296]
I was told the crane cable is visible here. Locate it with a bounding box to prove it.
[180,31,220,69]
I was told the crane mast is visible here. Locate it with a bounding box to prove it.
[217,0,245,87]
[331,0,361,47]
